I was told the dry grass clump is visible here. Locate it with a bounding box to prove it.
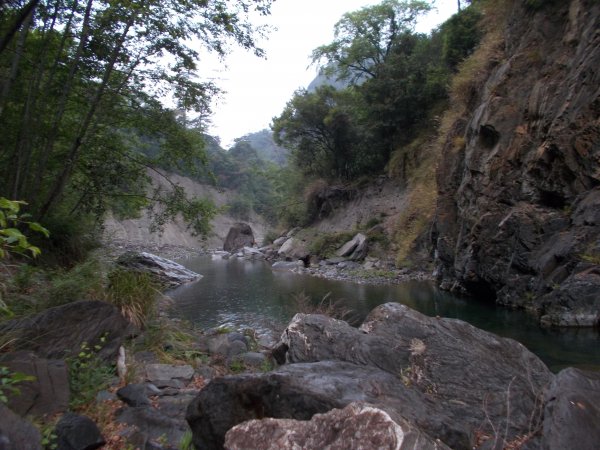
[291,291,358,325]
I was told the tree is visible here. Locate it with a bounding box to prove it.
[311,0,431,83]
[0,0,274,236]
[272,86,365,180]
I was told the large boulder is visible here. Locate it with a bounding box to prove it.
[187,303,553,450]
[54,413,105,450]
[0,352,69,417]
[116,251,200,288]
[277,237,309,261]
[336,233,368,260]
[223,223,255,252]
[225,402,449,450]
[541,368,600,450]
[0,404,41,450]
[0,300,135,361]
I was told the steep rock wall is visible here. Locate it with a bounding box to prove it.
[433,0,600,326]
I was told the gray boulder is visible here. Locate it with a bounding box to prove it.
[225,402,449,450]
[146,364,194,383]
[54,413,105,450]
[187,303,553,450]
[116,251,200,288]
[336,233,368,260]
[0,352,69,417]
[541,368,600,450]
[0,404,41,450]
[277,238,309,260]
[0,301,135,361]
[223,223,255,252]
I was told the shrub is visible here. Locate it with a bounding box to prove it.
[291,291,357,325]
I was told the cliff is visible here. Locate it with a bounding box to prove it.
[433,0,600,326]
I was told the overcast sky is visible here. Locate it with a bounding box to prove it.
[200,0,458,148]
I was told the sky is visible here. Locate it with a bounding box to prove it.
[199,0,459,148]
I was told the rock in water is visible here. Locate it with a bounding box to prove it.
[187,303,554,450]
[225,402,449,450]
[223,223,255,252]
[116,251,200,287]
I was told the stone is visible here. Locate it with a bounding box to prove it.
[203,333,248,358]
[223,223,255,252]
[242,247,264,258]
[117,384,152,407]
[54,413,105,450]
[225,402,449,450]
[336,233,368,260]
[0,301,136,361]
[541,368,600,450]
[277,238,309,260]
[188,303,553,450]
[0,403,42,450]
[146,364,194,383]
[273,236,287,246]
[0,351,69,417]
[116,251,200,288]
[271,260,303,271]
[537,269,600,326]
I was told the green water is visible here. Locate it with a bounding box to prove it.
[168,255,600,372]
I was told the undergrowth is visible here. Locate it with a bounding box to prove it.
[291,291,357,325]
[308,231,355,259]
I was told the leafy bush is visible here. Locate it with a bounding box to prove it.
[67,336,115,410]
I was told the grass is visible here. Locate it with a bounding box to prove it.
[291,291,357,325]
[104,268,159,328]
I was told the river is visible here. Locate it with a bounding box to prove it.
[168,255,600,372]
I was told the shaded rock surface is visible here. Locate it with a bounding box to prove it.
[0,351,69,417]
[224,402,449,450]
[116,251,200,287]
[54,413,105,450]
[223,223,255,252]
[0,403,41,450]
[541,368,600,450]
[277,237,309,260]
[186,303,553,450]
[0,301,134,361]
[432,0,600,325]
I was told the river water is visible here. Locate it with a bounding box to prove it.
[168,255,600,372]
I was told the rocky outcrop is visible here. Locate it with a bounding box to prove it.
[224,402,450,450]
[116,251,200,287]
[433,0,600,325]
[0,301,135,361]
[223,223,255,252]
[186,303,553,450]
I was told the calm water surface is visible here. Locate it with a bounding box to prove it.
[168,255,600,372]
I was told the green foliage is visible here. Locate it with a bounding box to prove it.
[66,336,115,410]
[179,431,195,450]
[311,0,432,82]
[0,198,49,259]
[0,0,274,233]
[308,231,355,259]
[229,358,246,374]
[105,269,158,328]
[439,6,482,69]
[0,365,36,403]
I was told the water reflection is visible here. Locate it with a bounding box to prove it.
[168,256,600,372]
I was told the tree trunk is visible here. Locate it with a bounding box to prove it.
[0,0,40,55]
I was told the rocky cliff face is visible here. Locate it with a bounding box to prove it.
[433,0,600,326]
